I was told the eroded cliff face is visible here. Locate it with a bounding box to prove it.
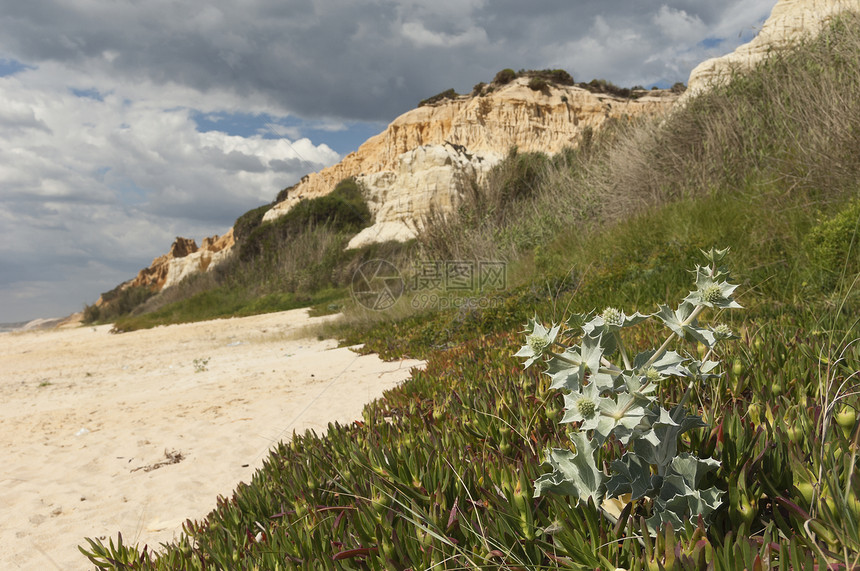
[110,82,676,298]
[685,0,860,98]
[348,143,502,249]
[265,78,678,245]
[126,230,234,293]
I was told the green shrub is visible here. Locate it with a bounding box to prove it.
[497,147,547,199]
[492,68,574,88]
[804,199,860,284]
[493,68,517,85]
[527,68,574,85]
[232,203,270,244]
[418,88,458,107]
[82,303,100,324]
[671,82,687,94]
[83,284,156,324]
[527,76,548,92]
[582,78,635,98]
[239,177,370,261]
[275,182,297,204]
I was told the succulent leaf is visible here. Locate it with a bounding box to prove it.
[646,472,724,531]
[669,453,720,489]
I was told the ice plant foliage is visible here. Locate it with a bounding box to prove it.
[516,248,741,531]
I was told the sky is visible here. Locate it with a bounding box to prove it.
[0,0,776,323]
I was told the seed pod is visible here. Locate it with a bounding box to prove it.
[795,482,814,505]
[835,407,856,438]
[737,496,757,527]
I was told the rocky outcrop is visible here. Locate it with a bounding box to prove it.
[265,78,678,245]
[128,230,234,292]
[348,143,501,248]
[685,0,860,98]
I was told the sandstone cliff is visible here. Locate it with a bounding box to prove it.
[348,143,501,248]
[264,78,677,246]
[115,78,675,299]
[125,230,234,293]
[685,0,860,98]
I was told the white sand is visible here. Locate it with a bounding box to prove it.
[0,308,423,570]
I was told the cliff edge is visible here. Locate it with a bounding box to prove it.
[685,0,860,98]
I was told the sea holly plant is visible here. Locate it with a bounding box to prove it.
[515,247,741,532]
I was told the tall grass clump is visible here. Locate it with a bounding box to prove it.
[421,12,860,278]
[597,18,860,219]
[419,143,603,263]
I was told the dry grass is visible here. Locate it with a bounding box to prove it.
[419,12,860,269]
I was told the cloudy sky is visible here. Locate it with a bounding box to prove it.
[0,0,776,323]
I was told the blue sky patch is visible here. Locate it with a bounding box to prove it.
[644,80,669,89]
[0,58,34,77]
[699,37,724,49]
[191,110,386,155]
[117,179,148,207]
[300,121,386,156]
[70,87,105,101]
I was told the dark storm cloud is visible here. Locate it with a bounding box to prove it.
[0,1,774,122]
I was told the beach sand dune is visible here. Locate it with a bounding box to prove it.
[0,308,422,570]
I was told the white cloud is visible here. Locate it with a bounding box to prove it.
[401,21,488,47]
[537,1,774,87]
[653,6,707,42]
[0,63,340,321]
[708,0,774,41]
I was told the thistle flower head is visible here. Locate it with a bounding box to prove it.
[602,307,623,328]
[576,397,596,418]
[701,284,722,304]
[515,318,561,368]
[527,331,551,354]
[644,367,662,384]
[713,323,733,339]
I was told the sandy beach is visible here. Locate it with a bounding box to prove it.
[0,308,422,570]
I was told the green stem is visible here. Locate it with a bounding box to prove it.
[616,304,710,419]
[643,304,707,371]
[678,344,717,411]
[600,356,623,374]
[615,331,631,371]
[548,350,579,366]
